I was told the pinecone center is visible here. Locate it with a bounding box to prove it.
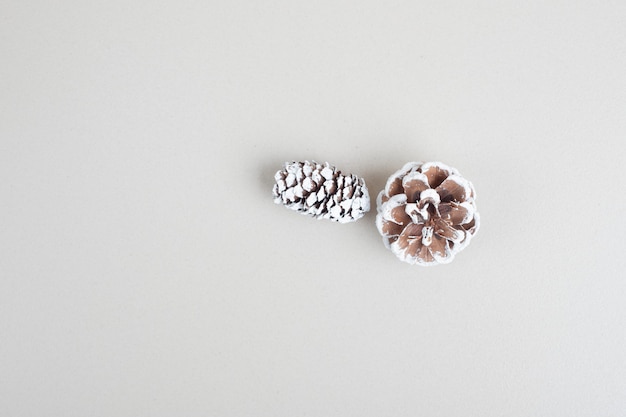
[405,188,441,223]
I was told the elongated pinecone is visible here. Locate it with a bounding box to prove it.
[273,161,370,223]
[376,161,479,265]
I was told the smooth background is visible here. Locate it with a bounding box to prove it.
[2,1,626,416]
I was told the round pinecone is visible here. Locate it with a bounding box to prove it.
[376,161,480,265]
[273,161,370,223]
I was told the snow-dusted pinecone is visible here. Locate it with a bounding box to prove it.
[376,161,479,265]
[273,161,370,223]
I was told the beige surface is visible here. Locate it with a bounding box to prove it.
[2,1,626,416]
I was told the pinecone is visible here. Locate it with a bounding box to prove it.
[376,161,479,265]
[273,161,370,223]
